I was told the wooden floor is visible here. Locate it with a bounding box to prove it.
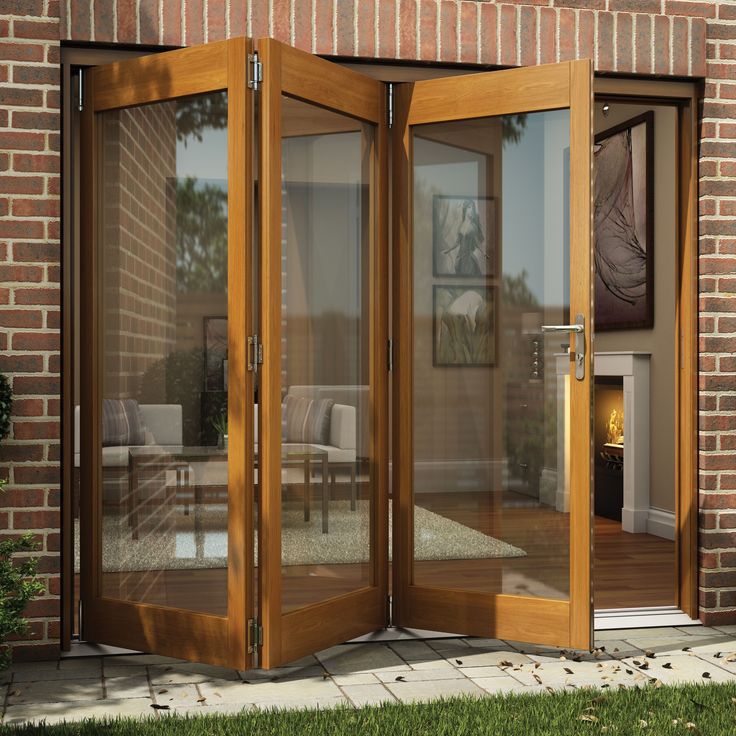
[79,490,675,625]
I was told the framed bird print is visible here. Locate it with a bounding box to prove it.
[432,195,496,278]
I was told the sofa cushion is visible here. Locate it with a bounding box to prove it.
[283,395,334,445]
[102,399,146,447]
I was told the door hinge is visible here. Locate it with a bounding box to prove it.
[248,52,263,91]
[387,82,393,128]
[387,338,393,372]
[247,335,263,372]
[77,68,84,112]
[247,618,263,652]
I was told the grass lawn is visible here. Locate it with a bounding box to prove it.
[3,682,736,735]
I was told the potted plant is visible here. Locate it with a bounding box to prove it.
[0,374,44,670]
[212,411,228,450]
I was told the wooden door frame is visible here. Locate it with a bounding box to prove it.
[593,78,699,621]
[79,37,254,668]
[256,38,389,668]
[392,60,594,650]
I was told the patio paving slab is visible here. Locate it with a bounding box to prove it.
[2,625,736,726]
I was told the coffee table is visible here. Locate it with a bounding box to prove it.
[126,444,331,538]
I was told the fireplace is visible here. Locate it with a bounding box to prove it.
[595,377,624,521]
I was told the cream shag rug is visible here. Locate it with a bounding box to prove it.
[74,500,525,573]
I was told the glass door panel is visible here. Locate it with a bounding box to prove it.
[257,39,388,668]
[80,39,254,668]
[393,62,593,650]
[280,96,374,612]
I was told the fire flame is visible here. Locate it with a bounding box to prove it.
[606,408,624,445]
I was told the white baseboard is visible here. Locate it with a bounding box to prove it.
[646,508,675,541]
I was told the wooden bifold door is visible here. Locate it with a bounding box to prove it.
[79,38,593,669]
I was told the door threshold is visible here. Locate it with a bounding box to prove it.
[349,627,464,643]
[61,641,141,658]
[595,606,700,631]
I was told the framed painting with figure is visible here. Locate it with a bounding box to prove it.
[203,316,228,391]
[433,195,495,278]
[433,285,495,367]
[594,111,654,331]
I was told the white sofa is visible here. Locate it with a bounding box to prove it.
[73,404,183,469]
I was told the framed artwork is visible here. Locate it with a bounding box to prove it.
[594,111,654,331]
[433,195,496,278]
[433,285,495,367]
[203,316,228,391]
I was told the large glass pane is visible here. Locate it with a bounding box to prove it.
[97,92,229,615]
[280,96,374,613]
[411,110,571,600]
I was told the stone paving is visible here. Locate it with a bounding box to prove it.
[2,625,736,726]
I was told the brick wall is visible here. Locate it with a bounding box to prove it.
[0,0,62,661]
[1,0,734,660]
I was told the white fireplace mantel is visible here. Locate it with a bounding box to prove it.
[555,351,650,533]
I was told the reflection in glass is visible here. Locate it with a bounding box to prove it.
[91,92,229,615]
[411,110,571,600]
[280,96,374,613]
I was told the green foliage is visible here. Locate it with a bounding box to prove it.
[0,373,12,443]
[211,412,228,438]
[136,348,205,447]
[501,113,528,144]
[175,178,228,294]
[2,683,736,735]
[0,534,45,671]
[175,94,227,144]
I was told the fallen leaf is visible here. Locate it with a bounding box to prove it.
[572,654,583,662]
[157,689,168,694]
[533,674,543,684]
[534,663,542,669]
[626,669,634,675]
[613,648,620,653]
[653,680,664,689]
[639,720,648,728]
[662,662,673,669]
[682,647,692,652]
[601,684,610,688]
[633,660,642,666]
[150,704,170,710]
[395,676,406,682]
[500,660,513,668]
[455,660,463,665]
[702,672,711,679]
[579,714,598,723]
[638,662,650,671]
[564,667,574,675]
[714,652,723,659]
[725,654,736,663]
[197,696,206,703]
[645,651,656,659]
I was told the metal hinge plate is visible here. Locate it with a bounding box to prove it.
[77,68,84,112]
[247,335,263,372]
[387,82,393,128]
[248,618,263,652]
[248,53,263,91]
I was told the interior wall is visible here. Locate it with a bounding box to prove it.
[593,102,677,514]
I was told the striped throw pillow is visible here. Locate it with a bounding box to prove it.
[283,395,334,446]
[102,398,146,447]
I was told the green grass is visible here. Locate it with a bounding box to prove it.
[3,683,736,735]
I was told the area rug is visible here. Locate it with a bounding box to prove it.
[74,500,525,573]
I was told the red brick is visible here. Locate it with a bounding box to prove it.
[0,132,45,152]
[12,332,60,352]
[14,288,60,306]
[94,0,115,42]
[0,354,44,373]
[207,0,226,42]
[12,20,58,41]
[335,0,354,56]
[0,308,43,327]
[273,0,291,45]
[479,2,497,65]
[499,4,517,66]
[293,0,312,52]
[609,0,660,10]
[13,64,61,85]
[616,12,633,73]
[597,12,614,72]
[1,88,43,107]
[10,398,44,416]
[0,488,45,508]
[578,9,594,63]
[519,5,537,67]
[721,4,736,20]
[12,111,59,131]
[229,0,247,39]
[162,0,182,45]
[314,0,334,54]
[185,0,204,45]
[22,598,60,618]
[11,376,60,396]
[139,0,160,45]
[439,0,457,63]
[116,0,136,43]
[0,176,43,195]
[11,643,60,663]
[653,15,670,76]
[0,220,44,238]
[11,198,60,217]
[13,466,59,486]
[2,1,44,15]
[0,43,44,62]
[665,1,716,18]
[458,0,477,64]
[357,0,376,58]
[11,421,59,440]
[418,0,437,61]
[558,8,574,62]
[69,0,91,39]
[538,7,556,65]
[0,445,43,463]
